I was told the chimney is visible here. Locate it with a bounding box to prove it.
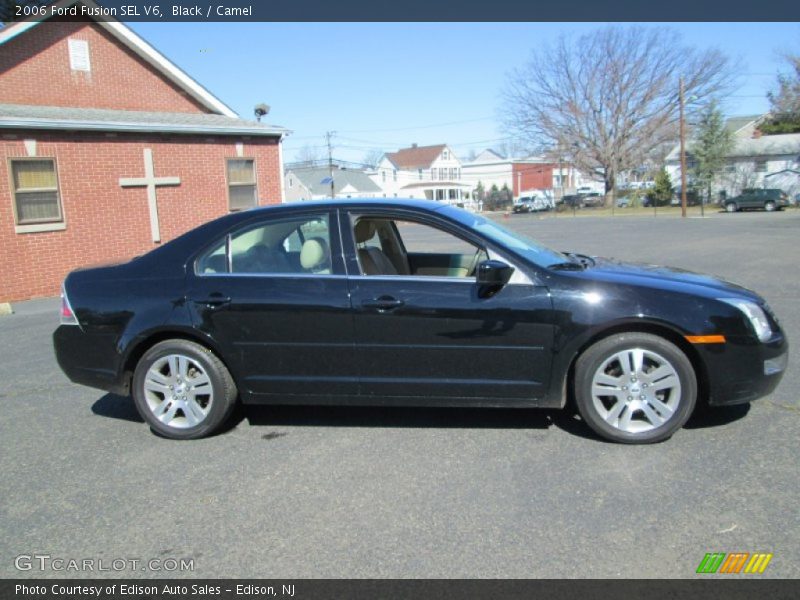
[411,143,418,148]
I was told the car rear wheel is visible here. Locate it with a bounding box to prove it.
[132,339,238,440]
[765,201,776,212]
[574,333,697,444]
[725,202,738,213]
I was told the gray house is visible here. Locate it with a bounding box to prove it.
[284,165,382,202]
[665,115,800,196]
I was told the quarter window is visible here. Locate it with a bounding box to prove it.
[10,158,63,225]
[754,159,768,173]
[227,159,257,211]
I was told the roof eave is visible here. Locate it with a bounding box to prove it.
[0,118,289,137]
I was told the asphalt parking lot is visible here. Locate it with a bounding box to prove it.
[1,210,797,579]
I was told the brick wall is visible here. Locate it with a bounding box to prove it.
[0,131,282,302]
[512,163,555,196]
[0,19,210,113]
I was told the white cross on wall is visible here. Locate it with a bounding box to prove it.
[119,148,181,242]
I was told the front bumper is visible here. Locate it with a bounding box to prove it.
[700,333,788,406]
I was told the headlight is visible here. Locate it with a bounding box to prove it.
[719,298,772,342]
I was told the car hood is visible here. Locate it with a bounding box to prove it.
[570,256,761,301]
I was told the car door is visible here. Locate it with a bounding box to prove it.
[186,210,356,400]
[341,208,555,404]
[740,189,758,209]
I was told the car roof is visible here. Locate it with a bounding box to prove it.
[240,197,450,215]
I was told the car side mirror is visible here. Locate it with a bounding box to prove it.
[476,260,514,298]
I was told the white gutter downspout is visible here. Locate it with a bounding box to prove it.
[278,133,287,203]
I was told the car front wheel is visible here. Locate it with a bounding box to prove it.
[765,201,776,212]
[574,333,697,444]
[725,202,738,213]
[132,339,238,439]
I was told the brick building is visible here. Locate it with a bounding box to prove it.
[0,2,288,303]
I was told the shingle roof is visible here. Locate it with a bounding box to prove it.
[385,144,447,169]
[288,166,381,196]
[0,104,288,137]
[726,133,800,158]
[725,115,762,135]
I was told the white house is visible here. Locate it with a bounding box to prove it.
[371,144,471,204]
[665,115,800,196]
[284,165,381,201]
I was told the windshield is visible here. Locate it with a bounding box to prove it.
[439,206,568,268]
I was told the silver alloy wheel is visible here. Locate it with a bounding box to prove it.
[590,348,682,434]
[726,203,737,212]
[765,201,776,212]
[142,354,213,429]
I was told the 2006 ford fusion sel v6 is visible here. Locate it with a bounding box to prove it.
[53,200,788,443]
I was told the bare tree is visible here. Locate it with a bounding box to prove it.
[294,144,325,165]
[763,52,800,134]
[501,26,735,198]
[361,149,384,168]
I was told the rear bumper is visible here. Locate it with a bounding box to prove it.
[700,333,788,406]
[53,325,129,395]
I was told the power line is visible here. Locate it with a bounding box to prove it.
[337,116,495,134]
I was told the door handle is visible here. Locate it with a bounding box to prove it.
[362,296,404,312]
[192,294,231,309]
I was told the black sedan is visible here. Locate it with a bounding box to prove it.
[54,200,788,444]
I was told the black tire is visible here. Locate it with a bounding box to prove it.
[764,201,776,212]
[132,339,238,440]
[574,332,697,444]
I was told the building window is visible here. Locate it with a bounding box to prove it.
[754,159,768,173]
[10,158,63,225]
[68,39,91,72]
[381,171,386,183]
[393,169,397,182]
[227,158,257,211]
[430,168,436,181]
[288,177,293,188]
[418,169,423,180]
[443,150,449,160]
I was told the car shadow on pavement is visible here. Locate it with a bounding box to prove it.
[91,393,144,423]
[89,394,751,440]
[683,402,750,429]
[240,404,558,432]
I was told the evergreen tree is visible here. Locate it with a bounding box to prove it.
[690,102,735,203]
[649,168,673,207]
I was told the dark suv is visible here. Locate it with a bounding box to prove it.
[725,189,790,212]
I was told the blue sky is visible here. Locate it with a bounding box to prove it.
[130,22,800,163]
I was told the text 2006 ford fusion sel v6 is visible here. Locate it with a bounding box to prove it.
[54,200,788,443]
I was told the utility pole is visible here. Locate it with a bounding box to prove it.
[679,76,687,218]
[325,131,336,199]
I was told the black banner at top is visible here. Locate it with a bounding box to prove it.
[4,0,800,22]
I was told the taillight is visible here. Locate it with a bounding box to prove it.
[60,284,79,326]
